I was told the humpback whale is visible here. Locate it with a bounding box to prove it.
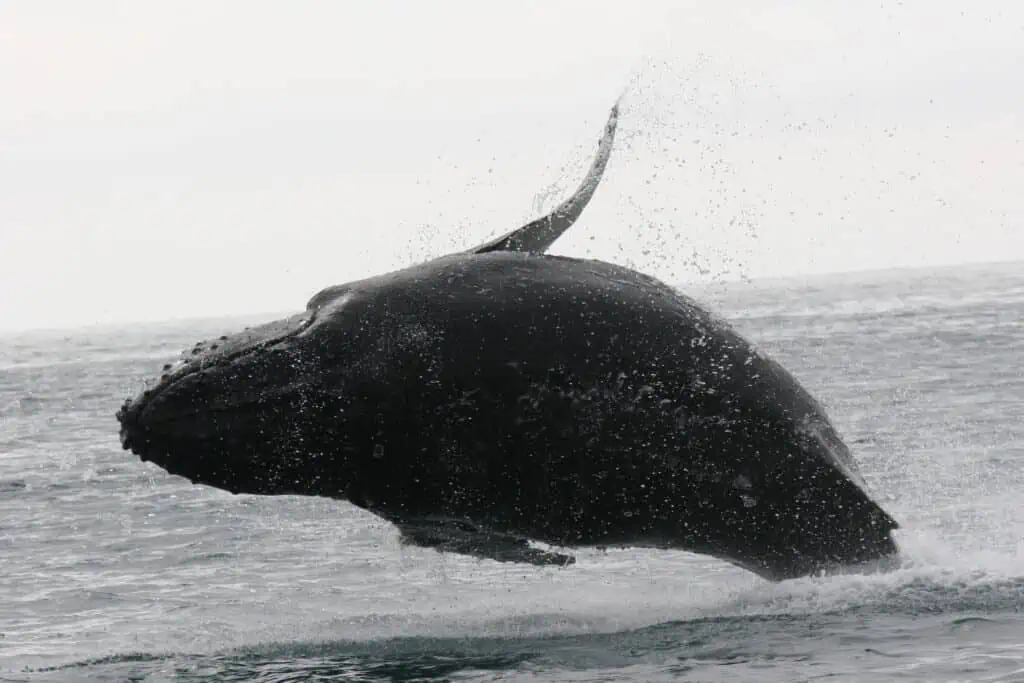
[117,102,899,581]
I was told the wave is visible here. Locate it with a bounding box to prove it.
[26,563,1023,682]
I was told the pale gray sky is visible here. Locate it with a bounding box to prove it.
[2,1,1022,331]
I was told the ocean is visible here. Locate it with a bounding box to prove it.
[2,261,1022,682]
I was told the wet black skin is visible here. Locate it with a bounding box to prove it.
[116,103,899,581]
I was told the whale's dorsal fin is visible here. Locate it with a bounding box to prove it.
[394,517,576,567]
[469,100,620,255]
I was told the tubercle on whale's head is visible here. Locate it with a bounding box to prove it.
[118,310,313,413]
[115,299,367,497]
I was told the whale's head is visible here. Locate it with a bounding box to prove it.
[116,289,370,497]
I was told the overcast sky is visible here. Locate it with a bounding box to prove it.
[1,1,1022,331]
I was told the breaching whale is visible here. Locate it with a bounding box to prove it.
[117,102,899,581]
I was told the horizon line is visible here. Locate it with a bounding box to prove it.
[3,256,1021,337]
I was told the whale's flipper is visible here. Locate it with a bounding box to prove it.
[396,518,576,567]
[468,100,620,256]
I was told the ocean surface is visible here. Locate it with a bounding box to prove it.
[2,261,1022,682]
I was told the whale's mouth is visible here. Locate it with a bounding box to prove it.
[116,311,316,474]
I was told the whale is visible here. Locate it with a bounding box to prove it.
[116,102,900,581]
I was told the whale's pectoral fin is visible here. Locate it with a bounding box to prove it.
[395,519,576,567]
[467,99,621,256]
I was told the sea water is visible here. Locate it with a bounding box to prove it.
[2,262,1022,681]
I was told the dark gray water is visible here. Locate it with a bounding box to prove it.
[2,262,1022,682]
